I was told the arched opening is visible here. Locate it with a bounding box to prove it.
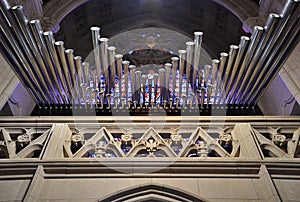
[99,184,206,202]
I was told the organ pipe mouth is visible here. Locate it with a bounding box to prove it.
[0,0,298,113]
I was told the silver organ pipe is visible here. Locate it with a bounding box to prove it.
[239,13,281,104]
[74,56,85,104]
[234,26,265,104]
[178,50,187,98]
[0,3,51,104]
[65,49,80,104]
[108,46,116,92]
[215,52,228,104]
[0,0,298,114]
[43,31,70,103]
[99,37,109,92]
[186,41,195,95]
[29,20,68,104]
[55,41,74,102]
[165,63,172,103]
[12,5,61,104]
[226,36,250,103]
[115,54,123,97]
[122,60,130,101]
[91,27,101,77]
[129,65,136,102]
[222,45,239,102]
[249,1,300,104]
[171,57,179,98]
[0,31,42,105]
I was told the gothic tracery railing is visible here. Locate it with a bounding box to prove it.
[1,117,299,160]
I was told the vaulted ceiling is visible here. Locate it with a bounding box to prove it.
[50,0,256,59]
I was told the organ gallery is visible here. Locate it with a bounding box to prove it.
[0,0,299,201]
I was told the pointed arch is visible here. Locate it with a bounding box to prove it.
[99,184,206,202]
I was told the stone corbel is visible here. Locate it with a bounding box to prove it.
[243,16,265,33]
[41,17,60,33]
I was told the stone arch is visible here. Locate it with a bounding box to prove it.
[99,184,206,202]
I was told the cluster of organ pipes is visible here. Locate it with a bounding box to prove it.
[0,0,299,110]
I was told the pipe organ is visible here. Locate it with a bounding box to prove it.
[0,0,299,115]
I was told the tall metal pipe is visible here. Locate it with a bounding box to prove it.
[115,54,123,97]
[215,52,228,104]
[29,20,68,104]
[135,71,142,104]
[91,68,97,90]
[207,83,213,106]
[253,23,299,104]
[55,41,74,102]
[0,31,43,105]
[165,63,172,101]
[186,41,195,95]
[91,27,101,76]
[178,50,187,98]
[65,49,80,104]
[7,5,54,103]
[0,6,50,104]
[222,45,238,100]
[148,74,153,104]
[226,36,250,103]
[141,74,147,105]
[129,65,136,101]
[193,32,203,71]
[82,62,90,85]
[159,68,166,104]
[153,73,159,104]
[122,60,130,100]
[99,37,109,92]
[197,69,204,90]
[43,31,70,102]
[81,62,90,107]
[234,26,265,104]
[204,65,211,83]
[251,1,300,104]
[12,5,61,104]
[171,57,179,98]
[239,13,281,104]
[211,59,220,85]
[74,56,85,104]
[108,46,116,92]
